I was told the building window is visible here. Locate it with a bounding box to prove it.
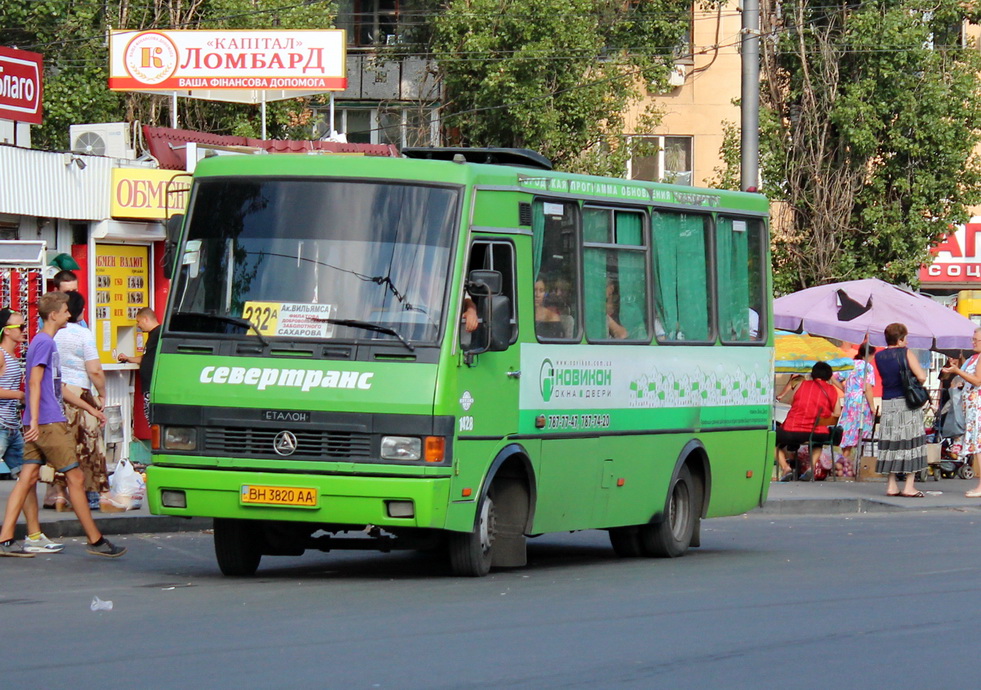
[628,136,693,186]
[312,106,438,147]
[335,0,430,47]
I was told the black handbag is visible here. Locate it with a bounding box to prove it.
[898,348,929,409]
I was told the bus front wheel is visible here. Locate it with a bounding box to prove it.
[214,518,262,576]
[640,465,696,558]
[448,492,496,577]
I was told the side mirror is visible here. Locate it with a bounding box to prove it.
[467,269,502,297]
[485,295,511,352]
[462,270,511,363]
[162,214,184,278]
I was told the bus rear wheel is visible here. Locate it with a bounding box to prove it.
[448,492,496,577]
[640,465,696,558]
[214,518,262,576]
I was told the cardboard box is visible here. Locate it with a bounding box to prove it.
[856,456,882,482]
[926,443,941,465]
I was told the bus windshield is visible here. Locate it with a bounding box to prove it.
[171,178,460,345]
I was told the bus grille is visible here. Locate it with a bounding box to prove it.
[203,427,372,460]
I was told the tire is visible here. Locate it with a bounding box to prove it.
[213,518,262,576]
[448,492,496,577]
[640,465,696,558]
[609,527,643,557]
[960,464,976,480]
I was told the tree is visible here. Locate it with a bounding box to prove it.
[426,0,692,174]
[0,0,333,150]
[756,0,981,294]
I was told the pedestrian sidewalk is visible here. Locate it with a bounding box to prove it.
[0,478,209,540]
[763,476,981,515]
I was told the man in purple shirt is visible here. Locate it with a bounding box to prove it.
[0,292,125,557]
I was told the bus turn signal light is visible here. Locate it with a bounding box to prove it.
[151,424,161,450]
[424,436,445,463]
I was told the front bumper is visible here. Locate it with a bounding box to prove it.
[147,465,452,529]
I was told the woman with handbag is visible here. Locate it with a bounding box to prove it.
[941,328,981,497]
[874,322,928,497]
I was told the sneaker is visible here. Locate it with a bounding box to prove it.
[86,538,127,558]
[24,533,65,554]
[0,540,35,558]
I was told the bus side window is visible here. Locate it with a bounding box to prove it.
[583,206,649,342]
[717,216,767,343]
[464,240,518,345]
[651,210,712,342]
[532,200,580,341]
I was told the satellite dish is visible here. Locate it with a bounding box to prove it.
[73,131,107,156]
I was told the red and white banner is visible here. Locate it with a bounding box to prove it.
[919,219,981,285]
[0,46,43,124]
[108,30,347,92]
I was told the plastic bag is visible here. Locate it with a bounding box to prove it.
[106,459,145,510]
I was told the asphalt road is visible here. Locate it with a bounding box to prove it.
[3,512,979,689]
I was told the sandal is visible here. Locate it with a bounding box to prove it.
[965,490,981,498]
[900,490,925,498]
[886,491,901,497]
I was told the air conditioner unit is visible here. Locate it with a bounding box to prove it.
[667,65,688,88]
[69,122,136,159]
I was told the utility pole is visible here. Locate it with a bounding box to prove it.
[741,0,760,191]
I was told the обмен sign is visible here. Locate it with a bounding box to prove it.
[0,46,43,125]
[108,30,346,92]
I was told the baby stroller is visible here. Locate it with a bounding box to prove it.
[936,386,975,480]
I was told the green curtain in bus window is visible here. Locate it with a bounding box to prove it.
[653,212,708,340]
[618,251,648,339]
[583,208,609,243]
[717,217,751,340]
[584,248,609,340]
[677,217,709,340]
[532,202,545,277]
[615,212,642,246]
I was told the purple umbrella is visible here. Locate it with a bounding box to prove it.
[773,278,976,351]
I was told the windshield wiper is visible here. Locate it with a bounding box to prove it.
[308,317,414,352]
[173,310,269,347]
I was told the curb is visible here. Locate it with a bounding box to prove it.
[758,498,904,515]
[12,515,211,540]
[759,497,981,516]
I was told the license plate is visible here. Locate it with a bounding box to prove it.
[241,485,318,508]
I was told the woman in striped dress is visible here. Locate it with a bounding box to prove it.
[873,322,927,497]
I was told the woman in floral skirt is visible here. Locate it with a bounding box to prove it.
[838,343,877,466]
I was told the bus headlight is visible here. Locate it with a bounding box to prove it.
[163,426,197,451]
[380,436,421,461]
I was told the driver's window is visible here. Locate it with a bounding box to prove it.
[464,240,517,344]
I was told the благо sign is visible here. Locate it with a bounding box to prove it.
[0,46,43,124]
[111,169,190,220]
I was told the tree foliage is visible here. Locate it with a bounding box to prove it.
[0,0,333,149]
[427,0,691,174]
[757,0,981,294]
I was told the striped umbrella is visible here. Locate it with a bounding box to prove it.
[775,331,855,373]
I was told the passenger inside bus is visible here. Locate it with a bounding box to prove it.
[535,277,566,339]
[606,281,628,339]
